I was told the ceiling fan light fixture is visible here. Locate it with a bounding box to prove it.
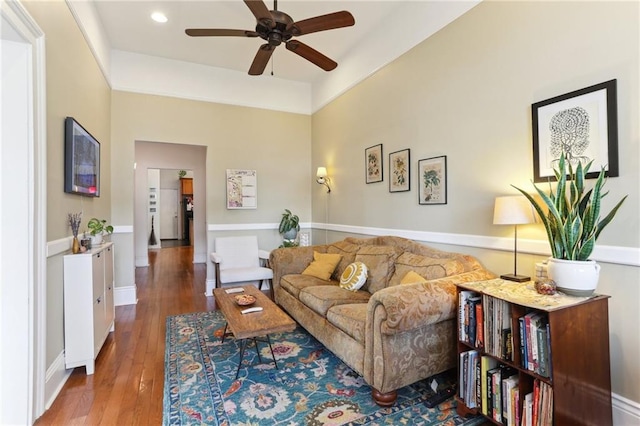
[151,12,168,23]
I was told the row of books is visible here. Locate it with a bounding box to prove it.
[459,351,520,424]
[458,291,552,378]
[521,380,553,426]
[459,350,554,425]
[519,312,552,378]
[458,291,513,361]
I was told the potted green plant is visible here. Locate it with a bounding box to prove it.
[86,217,114,246]
[513,152,626,296]
[278,209,300,241]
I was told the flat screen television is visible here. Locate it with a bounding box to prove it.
[64,117,100,197]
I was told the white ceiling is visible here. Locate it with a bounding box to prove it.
[89,0,480,87]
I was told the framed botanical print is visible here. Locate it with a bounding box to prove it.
[365,144,383,184]
[418,156,447,205]
[389,149,410,192]
[532,79,618,182]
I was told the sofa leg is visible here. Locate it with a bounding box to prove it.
[372,388,397,406]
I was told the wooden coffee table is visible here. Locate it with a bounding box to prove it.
[212,285,296,379]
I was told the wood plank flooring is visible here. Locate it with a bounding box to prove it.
[36,246,216,425]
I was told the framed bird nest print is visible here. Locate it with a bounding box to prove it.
[365,144,383,184]
[532,79,618,183]
[389,149,410,192]
[418,156,447,205]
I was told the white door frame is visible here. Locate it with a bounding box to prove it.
[0,0,47,423]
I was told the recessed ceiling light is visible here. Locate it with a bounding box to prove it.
[151,12,168,23]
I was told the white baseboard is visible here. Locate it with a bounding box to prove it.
[613,392,640,425]
[205,278,216,296]
[44,351,71,410]
[135,255,149,267]
[193,253,207,264]
[114,285,137,306]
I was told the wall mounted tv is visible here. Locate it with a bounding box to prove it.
[64,117,100,197]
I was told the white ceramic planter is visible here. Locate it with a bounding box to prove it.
[547,257,601,297]
[282,229,298,240]
[90,233,103,246]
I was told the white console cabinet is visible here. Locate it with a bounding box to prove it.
[63,242,115,374]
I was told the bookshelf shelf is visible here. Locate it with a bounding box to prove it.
[455,279,612,426]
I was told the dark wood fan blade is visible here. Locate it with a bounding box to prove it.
[185,29,259,37]
[286,40,337,71]
[288,11,355,36]
[244,0,274,27]
[249,44,275,75]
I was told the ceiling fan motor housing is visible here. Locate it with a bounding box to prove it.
[257,10,294,46]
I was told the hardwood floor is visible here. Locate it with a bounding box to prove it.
[36,246,215,425]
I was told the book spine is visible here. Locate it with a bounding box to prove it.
[475,301,484,348]
[519,316,527,369]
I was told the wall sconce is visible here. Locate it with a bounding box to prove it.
[316,167,331,193]
[493,195,537,282]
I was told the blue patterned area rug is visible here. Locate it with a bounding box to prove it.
[163,311,484,425]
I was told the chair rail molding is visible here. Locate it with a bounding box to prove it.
[311,222,639,268]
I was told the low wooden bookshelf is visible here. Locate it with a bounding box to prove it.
[455,278,612,426]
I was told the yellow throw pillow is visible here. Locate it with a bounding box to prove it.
[400,270,428,285]
[340,262,369,291]
[302,252,343,281]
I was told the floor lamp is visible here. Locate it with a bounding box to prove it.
[493,195,537,282]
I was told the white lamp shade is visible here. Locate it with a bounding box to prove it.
[316,167,327,178]
[493,195,537,225]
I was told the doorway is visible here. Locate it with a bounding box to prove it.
[134,141,207,267]
[160,188,178,239]
[1,2,47,422]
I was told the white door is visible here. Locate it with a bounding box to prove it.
[160,188,178,239]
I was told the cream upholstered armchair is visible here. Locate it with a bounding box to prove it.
[210,236,273,298]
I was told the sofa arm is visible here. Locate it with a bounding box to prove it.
[368,269,497,334]
[368,281,456,335]
[269,245,327,292]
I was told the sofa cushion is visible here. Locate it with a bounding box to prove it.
[389,252,466,286]
[340,262,368,291]
[326,304,367,344]
[354,245,401,294]
[400,270,428,285]
[280,274,337,299]
[327,240,361,280]
[299,285,370,317]
[302,252,342,281]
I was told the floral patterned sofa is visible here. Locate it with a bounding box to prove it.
[269,236,495,406]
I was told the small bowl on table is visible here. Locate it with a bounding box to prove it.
[234,294,256,306]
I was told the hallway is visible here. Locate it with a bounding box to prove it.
[36,246,213,425]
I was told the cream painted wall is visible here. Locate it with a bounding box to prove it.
[311,0,639,404]
[23,1,112,370]
[111,91,312,288]
[24,0,111,241]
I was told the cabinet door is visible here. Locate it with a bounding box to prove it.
[104,245,115,328]
[181,178,193,195]
[92,252,106,356]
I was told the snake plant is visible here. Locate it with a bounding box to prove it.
[513,152,626,261]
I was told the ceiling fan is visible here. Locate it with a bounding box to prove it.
[185,0,355,76]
